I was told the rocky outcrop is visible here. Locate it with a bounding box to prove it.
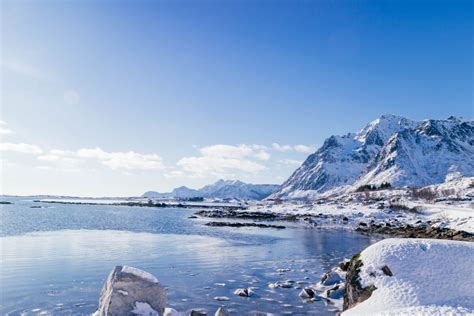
[195,210,277,219]
[356,223,474,241]
[93,266,167,316]
[343,254,376,310]
[205,221,285,229]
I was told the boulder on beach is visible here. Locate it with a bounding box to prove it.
[93,265,167,316]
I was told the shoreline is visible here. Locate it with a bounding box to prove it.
[195,208,474,242]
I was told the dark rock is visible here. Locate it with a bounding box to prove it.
[234,288,253,297]
[195,210,275,219]
[343,253,376,311]
[326,284,344,299]
[299,287,315,298]
[381,265,393,276]
[339,261,350,272]
[205,222,285,229]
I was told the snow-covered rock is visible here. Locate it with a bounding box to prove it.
[268,280,294,289]
[93,266,167,316]
[298,287,315,299]
[214,307,230,316]
[342,238,474,316]
[233,288,254,297]
[271,115,474,199]
[313,265,347,309]
[164,307,183,316]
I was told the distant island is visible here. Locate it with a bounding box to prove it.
[142,179,279,200]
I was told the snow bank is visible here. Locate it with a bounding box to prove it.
[343,238,474,316]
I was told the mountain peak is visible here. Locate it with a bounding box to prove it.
[271,115,474,199]
[355,114,417,145]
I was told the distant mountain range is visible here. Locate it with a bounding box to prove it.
[142,179,279,200]
[270,114,474,199]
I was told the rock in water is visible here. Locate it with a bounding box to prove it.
[299,287,315,298]
[94,265,167,316]
[164,307,183,316]
[214,307,230,316]
[233,288,254,297]
[320,270,343,286]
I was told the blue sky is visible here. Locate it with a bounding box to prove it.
[1,0,472,196]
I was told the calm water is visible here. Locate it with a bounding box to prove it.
[0,197,378,315]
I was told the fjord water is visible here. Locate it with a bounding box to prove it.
[0,198,377,315]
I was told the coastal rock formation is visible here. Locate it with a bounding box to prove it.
[93,266,167,316]
[205,221,285,229]
[343,254,376,310]
[342,238,474,315]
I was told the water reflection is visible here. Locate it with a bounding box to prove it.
[0,198,376,315]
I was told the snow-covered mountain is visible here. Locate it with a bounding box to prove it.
[142,180,279,200]
[271,115,474,199]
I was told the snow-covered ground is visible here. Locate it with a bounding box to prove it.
[342,238,474,316]
[247,177,474,233]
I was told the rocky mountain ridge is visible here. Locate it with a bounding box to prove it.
[271,115,474,199]
[143,179,279,200]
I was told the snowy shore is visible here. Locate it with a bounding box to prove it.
[238,177,474,236]
[342,238,474,315]
[193,179,474,314]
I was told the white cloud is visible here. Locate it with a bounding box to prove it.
[77,147,109,159]
[101,152,164,170]
[199,144,270,161]
[164,170,186,178]
[0,121,13,135]
[77,147,164,170]
[37,147,165,171]
[293,144,316,153]
[0,142,42,154]
[278,159,303,166]
[176,144,268,178]
[37,149,80,166]
[272,143,316,154]
[272,143,293,152]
